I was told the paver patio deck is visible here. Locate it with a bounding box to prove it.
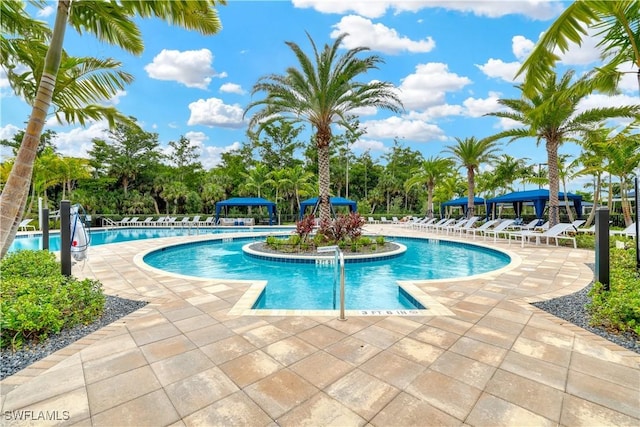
[1,225,638,426]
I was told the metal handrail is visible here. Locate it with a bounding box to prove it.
[317,245,346,321]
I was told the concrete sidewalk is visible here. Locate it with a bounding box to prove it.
[1,226,638,426]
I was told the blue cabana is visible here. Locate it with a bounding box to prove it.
[486,189,582,220]
[299,197,357,219]
[440,197,485,216]
[215,197,276,225]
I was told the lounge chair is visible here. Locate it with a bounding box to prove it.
[414,217,436,230]
[380,217,390,223]
[433,218,457,233]
[367,216,378,224]
[115,217,131,226]
[509,222,577,248]
[18,218,36,231]
[128,217,140,226]
[451,217,481,235]
[199,216,214,226]
[137,217,154,226]
[611,223,636,237]
[424,218,449,232]
[483,219,515,242]
[576,224,595,234]
[179,216,191,224]
[442,218,469,235]
[464,219,499,239]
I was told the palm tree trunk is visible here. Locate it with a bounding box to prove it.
[317,141,331,222]
[0,0,70,257]
[547,141,560,227]
[427,184,434,218]
[467,167,475,219]
[584,173,601,227]
[561,176,574,222]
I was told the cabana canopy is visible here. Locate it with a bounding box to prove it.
[440,197,485,216]
[486,189,582,219]
[215,197,276,225]
[299,197,357,219]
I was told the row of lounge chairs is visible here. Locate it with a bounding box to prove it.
[114,216,215,227]
[396,216,638,248]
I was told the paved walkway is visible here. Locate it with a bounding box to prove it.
[1,225,638,426]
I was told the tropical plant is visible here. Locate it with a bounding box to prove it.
[404,157,454,218]
[0,0,225,257]
[487,69,640,226]
[518,0,640,96]
[444,136,501,218]
[244,32,403,223]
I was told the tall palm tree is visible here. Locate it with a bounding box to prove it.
[284,165,316,215]
[487,69,639,226]
[444,137,501,218]
[576,126,610,227]
[557,154,579,223]
[518,0,640,96]
[0,0,225,257]
[404,157,454,218]
[244,32,403,223]
[605,126,640,225]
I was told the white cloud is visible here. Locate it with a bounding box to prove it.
[351,105,378,117]
[331,15,435,54]
[578,93,640,119]
[51,121,111,158]
[292,0,389,18]
[180,131,240,168]
[36,5,54,17]
[219,83,246,95]
[463,93,503,117]
[512,35,535,61]
[107,90,127,105]
[363,116,447,142]
[398,62,472,111]
[617,62,640,93]
[145,49,221,89]
[351,138,387,152]
[476,58,523,83]
[187,98,245,128]
[293,0,562,20]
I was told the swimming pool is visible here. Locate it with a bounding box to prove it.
[9,227,289,252]
[143,236,511,310]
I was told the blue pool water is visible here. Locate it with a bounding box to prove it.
[143,237,511,310]
[9,227,285,252]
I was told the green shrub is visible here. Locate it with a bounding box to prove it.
[0,250,105,350]
[375,236,385,245]
[358,236,372,246]
[587,246,640,336]
[0,250,60,280]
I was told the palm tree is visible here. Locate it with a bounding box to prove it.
[557,154,579,223]
[518,0,640,96]
[492,155,529,193]
[284,165,316,215]
[444,137,501,218]
[487,69,640,226]
[404,157,454,218]
[576,126,610,227]
[0,0,225,257]
[605,126,640,225]
[244,32,403,223]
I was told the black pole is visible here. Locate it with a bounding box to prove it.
[60,201,71,276]
[595,207,609,290]
[42,208,49,251]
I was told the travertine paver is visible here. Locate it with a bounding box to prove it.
[1,226,638,426]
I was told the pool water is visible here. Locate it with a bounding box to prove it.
[9,227,285,252]
[143,237,511,310]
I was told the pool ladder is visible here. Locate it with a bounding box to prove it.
[317,245,346,321]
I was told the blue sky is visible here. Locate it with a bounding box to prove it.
[2,0,638,191]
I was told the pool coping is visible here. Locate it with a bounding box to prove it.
[132,231,521,318]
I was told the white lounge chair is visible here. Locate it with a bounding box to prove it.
[424,218,449,232]
[464,219,499,239]
[611,223,636,237]
[432,218,457,232]
[115,217,131,226]
[367,216,378,224]
[509,222,577,248]
[199,216,214,226]
[442,219,469,235]
[452,217,481,235]
[483,219,516,242]
[380,217,390,223]
[136,217,154,226]
[18,218,36,231]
